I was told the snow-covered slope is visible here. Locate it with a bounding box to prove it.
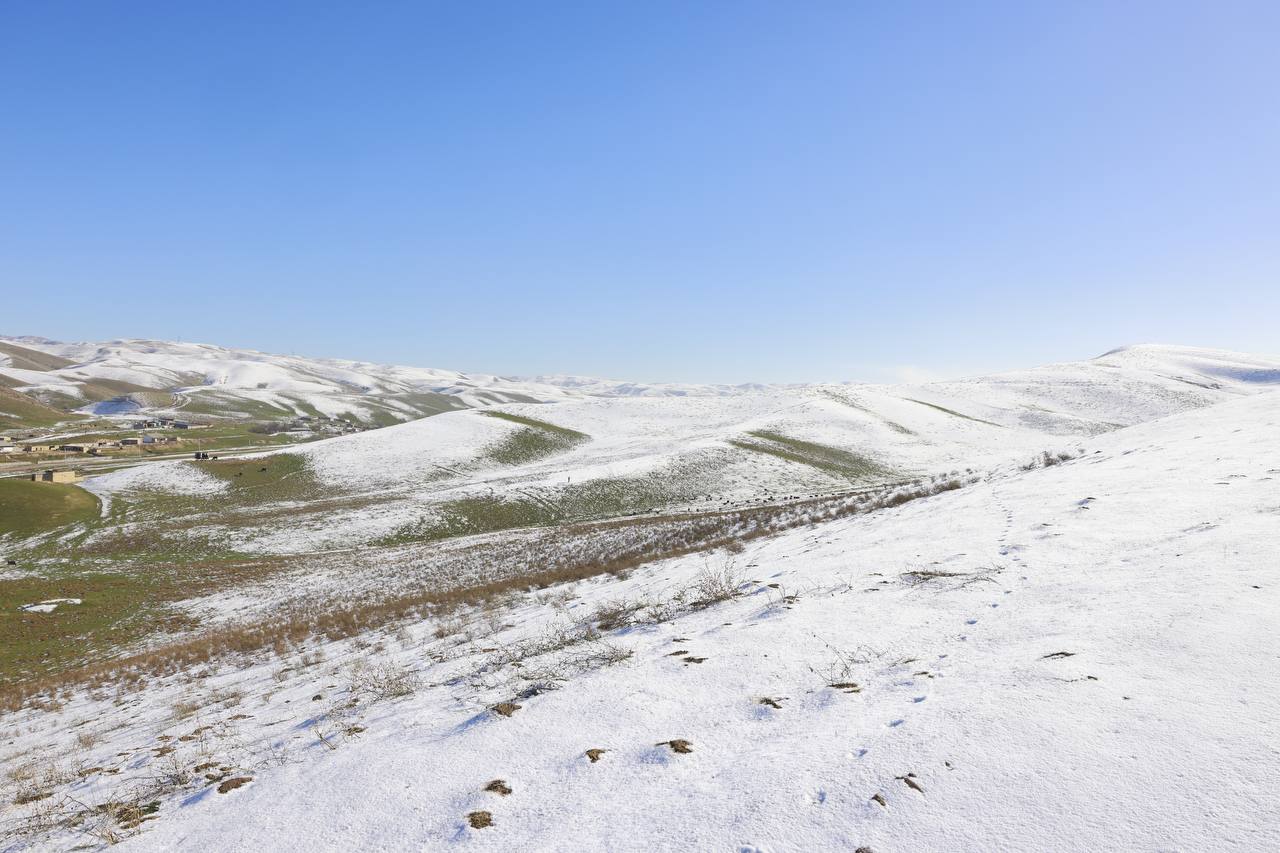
[0,337,586,424]
[0,337,784,427]
[5,375,1276,851]
[4,336,1276,433]
[72,343,1280,559]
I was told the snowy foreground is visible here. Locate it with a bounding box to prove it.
[4,384,1277,850]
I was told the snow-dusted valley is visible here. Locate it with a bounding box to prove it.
[1,342,1278,851]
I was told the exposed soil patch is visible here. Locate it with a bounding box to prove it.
[658,739,693,754]
[217,776,252,794]
[468,810,493,829]
[484,779,512,796]
[897,773,925,793]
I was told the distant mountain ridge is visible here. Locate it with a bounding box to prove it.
[2,336,1278,432]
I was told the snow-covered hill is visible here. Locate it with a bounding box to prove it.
[3,364,1276,851]
[0,337,576,425]
[70,343,1280,561]
[0,337,786,428]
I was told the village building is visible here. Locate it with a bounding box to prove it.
[31,469,79,483]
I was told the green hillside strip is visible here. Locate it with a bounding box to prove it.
[0,341,76,371]
[904,398,1004,427]
[176,391,297,419]
[0,386,85,429]
[730,430,896,482]
[0,479,100,540]
[480,410,590,466]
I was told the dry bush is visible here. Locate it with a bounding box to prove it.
[432,613,470,640]
[817,644,878,685]
[1022,449,1082,470]
[349,661,420,701]
[171,699,201,721]
[517,639,633,683]
[150,750,192,787]
[393,626,416,649]
[691,557,743,605]
[591,598,646,631]
[7,760,74,811]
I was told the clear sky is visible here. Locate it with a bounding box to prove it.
[3,1,1277,383]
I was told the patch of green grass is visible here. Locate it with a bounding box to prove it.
[173,388,461,426]
[130,390,176,408]
[479,411,590,466]
[175,391,297,420]
[730,430,896,483]
[0,572,197,683]
[0,387,83,429]
[194,453,320,504]
[0,479,100,540]
[903,398,1003,427]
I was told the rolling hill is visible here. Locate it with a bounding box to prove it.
[53,343,1280,563]
[0,343,1275,851]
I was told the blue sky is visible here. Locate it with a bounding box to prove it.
[3,1,1277,383]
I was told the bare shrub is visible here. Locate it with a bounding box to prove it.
[690,557,743,605]
[171,699,201,721]
[432,613,470,641]
[1022,449,1082,470]
[150,750,192,787]
[349,662,420,701]
[814,643,878,685]
[519,639,633,683]
[592,598,645,631]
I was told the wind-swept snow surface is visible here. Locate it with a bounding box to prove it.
[6,385,1276,851]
